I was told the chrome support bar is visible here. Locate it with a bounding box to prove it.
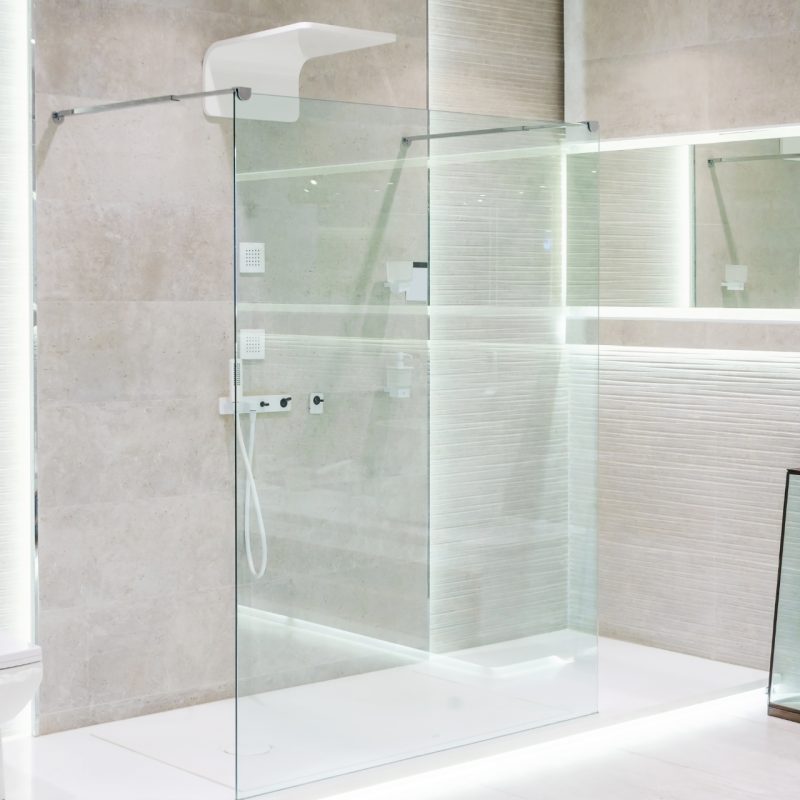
[51,86,252,124]
[401,119,597,146]
[401,123,567,146]
[708,152,800,166]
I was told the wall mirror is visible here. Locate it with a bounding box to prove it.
[598,124,800,312]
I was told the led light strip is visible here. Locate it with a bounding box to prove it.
[599,122,800,153]
[0,0,33,668]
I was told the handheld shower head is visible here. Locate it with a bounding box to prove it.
[229,358,243,403]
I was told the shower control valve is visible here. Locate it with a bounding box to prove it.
[309,393,324,414]
[218,393,292,415]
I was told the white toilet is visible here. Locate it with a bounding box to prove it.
[0,631,42,800]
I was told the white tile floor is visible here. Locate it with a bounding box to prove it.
[363,689,800,800]
[2,636,770,800]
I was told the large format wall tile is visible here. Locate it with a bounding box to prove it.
[568,1,800,137]
[37,300,231,404]
[705,33,800,131]
[36,201,233,302]
[38,588,234,734]
[582,0,709,61]
[706,0,800,43]
[580,47,711,138]
[36,94,234,208]
[37,400,231,506]
[35,0,250,97]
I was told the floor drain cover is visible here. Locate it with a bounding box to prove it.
[222,742,274,757]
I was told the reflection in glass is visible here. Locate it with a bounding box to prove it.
[696,137,800,309]
[595,126,800,310]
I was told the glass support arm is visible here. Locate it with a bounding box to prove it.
[708,152,800,166]
[402,119,597,145]
[51,86,252,124]
[402,122,569,145]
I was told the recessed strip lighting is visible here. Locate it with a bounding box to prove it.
[600,123,800,153]
[0,0,34,707]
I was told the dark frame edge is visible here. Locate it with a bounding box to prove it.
[766,469,799,719]
[768,703,800,723]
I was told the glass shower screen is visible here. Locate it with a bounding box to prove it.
[232,94,599,797]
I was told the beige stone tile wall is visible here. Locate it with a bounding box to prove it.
[566,0,800,138]
[35,0,426,733]
[36,93,237,732]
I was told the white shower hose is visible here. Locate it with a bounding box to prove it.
[236,409,268,578]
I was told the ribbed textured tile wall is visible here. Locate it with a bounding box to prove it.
[430,341,569,650]
[568,346,599,633]
[599,346,798,669]
[428,126,597,651]
[596,146,690,306]
[429,0,564,118]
